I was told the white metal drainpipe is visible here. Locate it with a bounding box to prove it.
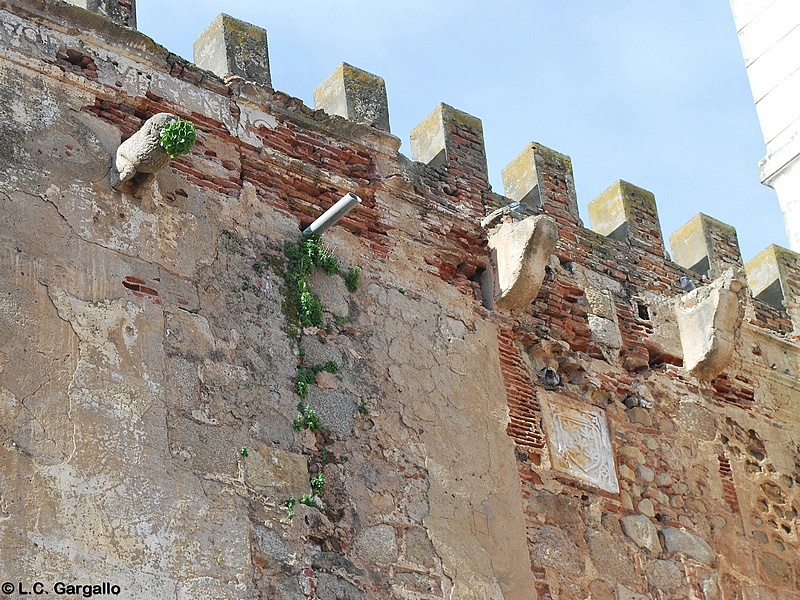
[302,192,362,236]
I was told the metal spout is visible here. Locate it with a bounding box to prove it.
[303,192,362,236]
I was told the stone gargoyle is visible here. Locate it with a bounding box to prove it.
[114,112,182,185]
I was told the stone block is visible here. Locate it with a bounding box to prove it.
[628,407,652,427]
[646,560,682,589]
[193,14,271,85]
[637,498,655,518]
[675,269,747,380]
[394,572,441,596]
[501,142,580,223]
[617,586,650,600]
[588,314,622,349]
[404,527,437,568]
[586,529,639,586]
[410,102,487,177]
[306,388,356,436]
[621,514,661,555]
[245,446,309,500]
[760,552,793,587]
[314,63,390,132]
[309,269,350,320]
[746,244,800,331]
[311,552,365,576]
[353,524,398,564]
[527,524,585,574]
[586,287,616,320]
[169,417,237,475]
[63,0,136,28]
[670,213,743,280]
[316,573,366,600]
[678,401,717,441]
[662,527,715,565]
[588,180,665,257]
[299,336,344,366]
[527,489,583,526]
[541,395,619,494]
[486,214,558,312]
[164,310,216,359]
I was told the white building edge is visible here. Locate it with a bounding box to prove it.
[731,0,800,251]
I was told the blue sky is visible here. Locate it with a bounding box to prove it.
[138,1,787,262]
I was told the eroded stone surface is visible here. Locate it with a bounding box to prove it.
[487,214,558,311]
[620,515,661,556]
[541,396,619,494]
[663,528,716,565]
[675,269,747,380]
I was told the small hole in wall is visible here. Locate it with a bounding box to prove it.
[637,303,650,320]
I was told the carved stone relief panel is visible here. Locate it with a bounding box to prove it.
[541,395,619,494]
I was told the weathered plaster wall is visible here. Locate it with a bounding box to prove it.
[0,2,799,599]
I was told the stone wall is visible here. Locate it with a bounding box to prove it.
[0,1,799,599]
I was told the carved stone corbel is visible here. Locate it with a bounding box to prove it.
[675,268,747,380]
[484,213,558,312]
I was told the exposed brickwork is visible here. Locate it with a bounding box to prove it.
[532,145,580,228]
[707,218,745,277]
[497,326,546,452]
[711,373,756,407]
[749,299,794,334]
[718,453,742,514]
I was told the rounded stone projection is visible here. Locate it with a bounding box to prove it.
[115,112,183,184]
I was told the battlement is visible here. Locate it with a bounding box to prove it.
[2,3,800,599]
[188,6,800,337]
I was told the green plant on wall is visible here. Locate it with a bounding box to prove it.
[300,493,322,511]
[160,119,196,158]
[282,233,362,330]
[293,402,322,432]
[285,496,296,520]
[345,266,361,292]
[283,234,330,328]
[310,472,325,495]
[295,361,340,398]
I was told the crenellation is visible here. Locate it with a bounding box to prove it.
[314,63,390,133]
[409,102,489,217]
[588,179,666,259]
[501,141,581,227]
[670,213,744,280]
[193,13,271,86]
[2,3,800,598]
[745,243,800,334]
[62,0,136,28]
